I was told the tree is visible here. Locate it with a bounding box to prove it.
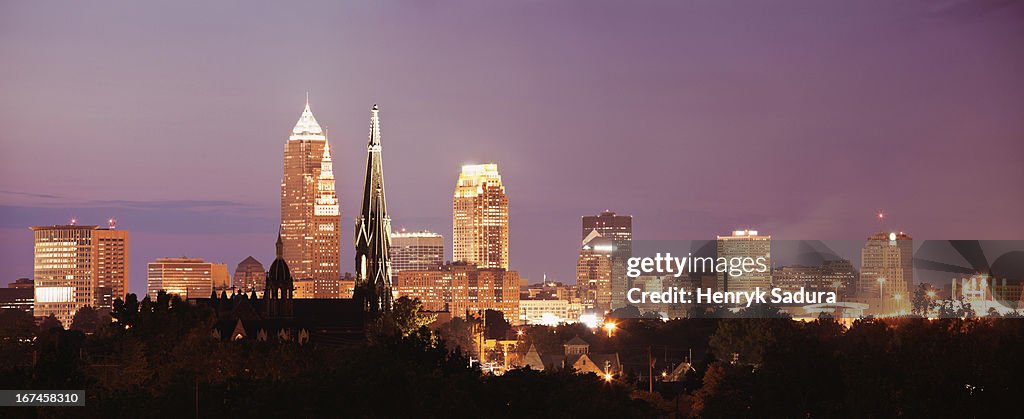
[0,309,35,339]
[690,362,756,417]
[483,309,510,339]
[38,313,64,332]
[71,306,102,333]
[377,296,436,337]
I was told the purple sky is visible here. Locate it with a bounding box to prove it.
[1,1,1022,297]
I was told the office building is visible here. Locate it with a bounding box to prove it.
[581,211,631,309]
[716,229,771,293]
[233,256,265,295]
[859,232,913,314]
[390,230,444,274]
[394,262,519,320]
[576,230,613,313]
[147,257,230,300]
[0,279,34,313]
[280,97,340,286]
[31,223,129,327]
[453,164,508,269]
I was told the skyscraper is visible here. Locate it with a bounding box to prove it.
[576,230,613,313]
[453,164,508,269]
[390,230,444,274]
[354,104,393,312]
[581,211,631,309]
[716,229,771,293]
[31,223,129,327]
[859,231,913,314]
[147,257,229,300]
[233,256,265,295]
[280,97,340,287]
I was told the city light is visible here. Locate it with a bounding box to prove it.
[603,321,617,338]
[603,373,613,382]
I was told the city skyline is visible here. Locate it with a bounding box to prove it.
[2,2,1023,299]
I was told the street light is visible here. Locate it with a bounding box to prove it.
[603,373,613,382]
[603,321,617,338]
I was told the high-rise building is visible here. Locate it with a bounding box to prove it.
[233,256,265,295]
[581,211,631,309]
[390,230,444,274]
[354,104,393,311]
[31,224,129,327]
[394,262,519,320]
[280,97,340,286]
[576,230,613,313]
[147,257,230,300]
[453,164,508,270]
[859,232,913,314]
[716,229,771,293]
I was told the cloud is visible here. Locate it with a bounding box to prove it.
[0,190,64,199]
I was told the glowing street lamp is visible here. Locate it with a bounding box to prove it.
[603,373,613,382]
[603,321,617,338]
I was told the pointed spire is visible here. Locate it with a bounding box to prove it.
[291,94,323,136]
[276,227,284,258]
[368,104,382,148]
[355,103,393,313]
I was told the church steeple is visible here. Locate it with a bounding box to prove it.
[354,104,393,312]
[276,228,284,258]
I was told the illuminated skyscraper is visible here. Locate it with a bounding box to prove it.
[453,164,508,269]
[716,229,771,293]
[859,231,913,313]
[233,256,265,295]
[147,257,230,300]
[280,97,340,286]
[31,223,129,327]
[581,211,631,309]
[354,104,393,312]
[390,230,444,274]
[576,230,613,313]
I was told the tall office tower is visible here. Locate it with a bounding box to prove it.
[453,164,508,269]
[354,104,394,311]
[390,230,444,274]
[233,256,265,295]
[394,262,520,320]
[859,232,913,313]
[147,257,230,300]
[581,211,631,309]
[576,230,613,313]
[31,224,129,327]
[280,97,340,285]
[716,230,772,293]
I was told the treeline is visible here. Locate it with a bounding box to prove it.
[0,293,653,418]
[1,294,1022,418]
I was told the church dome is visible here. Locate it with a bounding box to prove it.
[268,256,292,289]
